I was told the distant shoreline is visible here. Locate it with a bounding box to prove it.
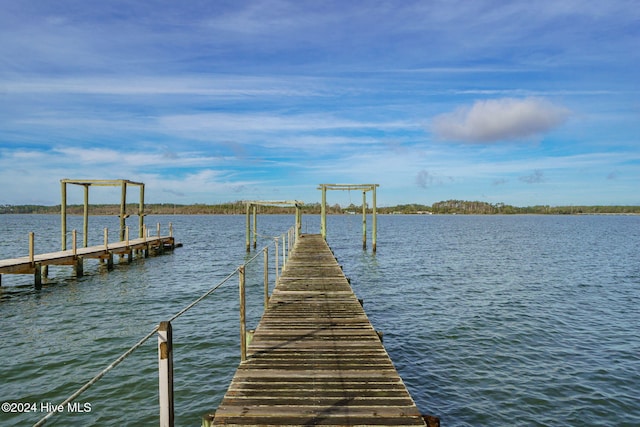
[2,200,640,215]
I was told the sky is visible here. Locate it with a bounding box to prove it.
[1,0,639,207]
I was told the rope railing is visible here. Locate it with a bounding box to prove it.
[32,224,296,427]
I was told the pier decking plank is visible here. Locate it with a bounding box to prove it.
[210,234,426,427]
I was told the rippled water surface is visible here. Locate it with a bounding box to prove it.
[1,214,639,426]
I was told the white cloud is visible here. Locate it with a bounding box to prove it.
[158,112,414,135]
[431,97,571,142]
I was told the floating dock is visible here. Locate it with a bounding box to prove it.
[206,234,434,426]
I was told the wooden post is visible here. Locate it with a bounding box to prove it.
[83,184,89,247]
[321,185,327,240]
[104,228,113,270]
[202,414,215,427]
[139,184,145,239]
[34,263,42,289]
[28,232,43,288]
[120,180,127,242]
[274,238,279,284]
[29,232,35,264]
[125,226,132,263]
[75,257,84,277]
[252,205,257,249]
[245,203,251,252]
[239,265,247,362]
[263,248,269,308]
[155,223,163,255]
[158,321,174,427]
[61,181,67,250]
[296,205,302,242]
[72,229,83,277]
[372,185,377,252]
[282,235,286,270]
[362,191,367,250]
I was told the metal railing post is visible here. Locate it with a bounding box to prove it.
[158,321,174,427]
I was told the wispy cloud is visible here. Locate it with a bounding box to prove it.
[431,98,571,143]
[5,75,318,97]
[519,170,545,184]
[415,170,434,189]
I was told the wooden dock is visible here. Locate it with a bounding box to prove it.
[206,234,433,426]
[0,235,175,287]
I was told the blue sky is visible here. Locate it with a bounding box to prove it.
[1,0,639,207]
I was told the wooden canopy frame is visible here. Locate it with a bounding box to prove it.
[318,184,379,251]
[60,179,145,249]
[244,200,304,251]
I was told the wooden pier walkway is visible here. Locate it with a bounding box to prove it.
[207,234,431,426]
[0,235,175,287]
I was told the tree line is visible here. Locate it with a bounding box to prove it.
[1,200,639,215]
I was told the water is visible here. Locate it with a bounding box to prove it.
[1,214,639,426]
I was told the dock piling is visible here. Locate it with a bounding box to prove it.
[362,190,367,249]
[253,205,257,249]
[34,263,42,289]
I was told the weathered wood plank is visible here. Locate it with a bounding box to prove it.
[210,234,426,426]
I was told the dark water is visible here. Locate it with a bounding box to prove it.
[1,214,639,426]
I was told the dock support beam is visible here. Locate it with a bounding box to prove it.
[34,263,42,289]
[61,182,67,250]
[83,184,89,247]
[362,191,367,250]
[245,204,251,252]
[139,184,145,239]
[120,180,127,242]
[372,184,377,252]
[253,205,257,249]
